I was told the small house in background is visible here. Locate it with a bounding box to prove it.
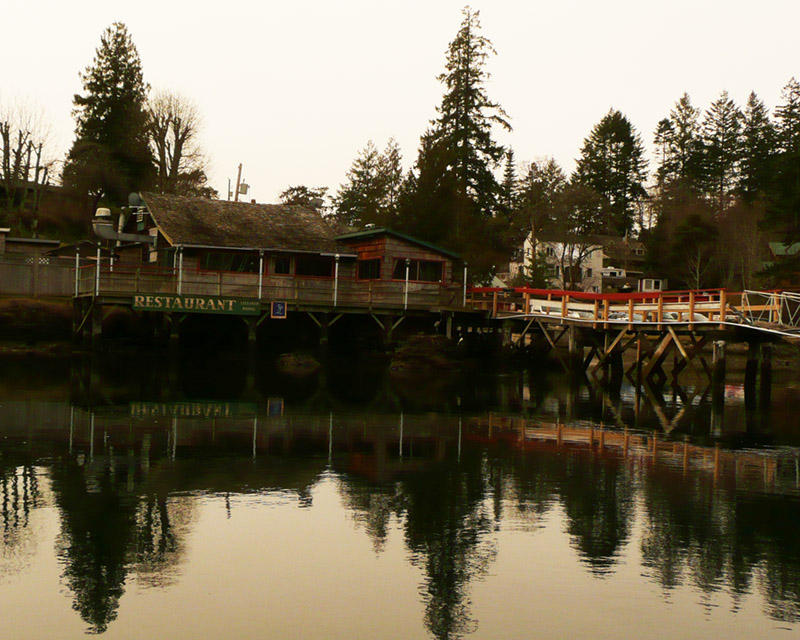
[510,231,666,293]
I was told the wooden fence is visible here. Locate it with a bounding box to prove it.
[0,255,77,298]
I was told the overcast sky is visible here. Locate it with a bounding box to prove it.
[4,0,800,203]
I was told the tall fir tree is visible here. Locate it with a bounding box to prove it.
[739,91,776,201]
[658,93,703,190]
[433,6,510,222]
[768,78,800,237]
[62,23,153,210]
[398,7,511,278]
[379,138,403,216]
[573,109,647,236]
[700,90,743,213]
[653,118,676,190]
[500,148,516,213]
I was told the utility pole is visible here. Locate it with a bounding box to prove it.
[234,163,243,202]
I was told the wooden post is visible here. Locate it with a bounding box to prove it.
[492,291,498,318]
[258,251,264,300]
[561,294,568,320]
[593,299,599,328]
[74,249,80,297]
[463,263,468,307]
[94,245,101,297]
[177,247,184,295]
[718,289,726,328]
[333,254,340,307]
[603,299,610,328]
[688,290,695,329]
[404,259,410,310]
[657,294,664,328]
[760,343,773,410]
[628,298,634,330]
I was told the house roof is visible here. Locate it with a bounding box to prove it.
[141,193,342,254]
[335,227,461,260]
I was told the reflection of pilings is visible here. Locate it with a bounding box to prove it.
[711,340,726,437]
[744,341,773,416]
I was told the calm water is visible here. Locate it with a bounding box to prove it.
[1,352,799,639]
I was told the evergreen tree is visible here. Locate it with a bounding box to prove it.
[398,7,511,278]
[739,92,776,202]
[653,118,676,190]
[573,109,647,236]
[430,6,510,228]
[656,93,703,190]
[769,78,800,237]
[334,139,404,228]
[379,138,403,216]
[500,148,516,213]
[62,23,153,210]
[278,185,328,209]
[515,157,566,242]
[700,90,743,212]
[775,78,800,152]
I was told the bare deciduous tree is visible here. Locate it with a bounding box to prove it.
[0,100,54,232]
[147,91,215,198]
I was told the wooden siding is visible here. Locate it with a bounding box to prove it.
[343,235,454,284]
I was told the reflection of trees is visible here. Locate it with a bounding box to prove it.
[640,468,800,622]
[341,451,496,640]
[492,448,635,574]
[558,454,634,574]
[51,458,137,634]
[399,452,495,640]
[339,478,400,553]
[1,462,40,578]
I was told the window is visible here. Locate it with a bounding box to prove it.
[273,255,291,275]
[392,259,443,283]
[295,255,333,277]
[358,259,381,280]
[201,251,260,273]
[584,268,593,278]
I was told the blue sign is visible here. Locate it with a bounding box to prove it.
[271,300,287,319]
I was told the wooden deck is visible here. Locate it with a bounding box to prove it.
[467,286,800,339]
[75,263,465,314]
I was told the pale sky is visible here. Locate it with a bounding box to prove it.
[4,0,800,203]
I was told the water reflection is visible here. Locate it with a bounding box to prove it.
[0,353,798,637]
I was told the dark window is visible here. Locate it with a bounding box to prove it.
[274,255,291,275]
[201,251,259,273]
[392,259,443,282]
[419,261,443,282]
[358,259,381,280]
[295,255,333,277]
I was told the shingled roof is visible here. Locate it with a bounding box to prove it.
[141,193,342,253]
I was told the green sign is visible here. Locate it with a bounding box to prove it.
[130,401,258,418]
[132,294,261,315]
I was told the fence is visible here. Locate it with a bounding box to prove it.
[0,255,77,298]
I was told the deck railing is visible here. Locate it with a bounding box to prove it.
[76,263,464,311]
[466,286,793,330]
